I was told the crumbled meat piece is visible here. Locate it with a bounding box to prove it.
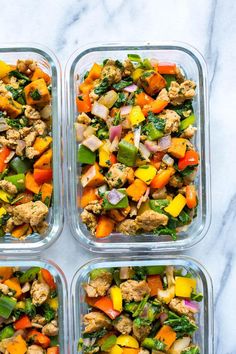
[114,315,132,334]
[106,163,133,188]
[85,201,103,215]
[33,120,47,136]
[0,81,12,98]
[157,88,170,102]
[101,60,122,84]
[152,187,167,200]
[0,136,9,147]
[84,270,112,297]
[183,169,197,185]
[120,280,150,302]
[116,219,138,235]
[12,201,48,227]
[24,131,37,147]
[169,298,195,319]
[81,210,97,235]
[175,66,185,83]
[6,129,20,141]
[1,203,13,213]
[0,283,9,295]
[25,147,40,159]
[77,112,91,125]
[15,140,26,157]
[180,125,197,139]
[168,80,196,105]
[5,218,14,233]
[138,349,150,354]
[32,314,47,326]
[159,109,180,134]
[0,180,17,195]
[42,320,58,336]
[21,282,31,293]
[26,345,44,354]
[19,127,32,138]
[178,186,186,195]
[30,280,50,306]
[122,60,134,77]
[169,175,183,188]
[17,59,36,74]
[135,210,168,232]
[24,105,41,120]
[133,321,151,341]
[83,312,111,333]
[32,221,48,235]
[89,90,99,102]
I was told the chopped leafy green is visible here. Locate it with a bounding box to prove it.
[142,337,166,351]
[132,266,147,280]
[127,54,142,63]
[149,199,169,214]
[25,298,36,318]
[6,117,28,130]
[190,291,203,302]
[133,317,151,328]
[33,192,42,202]
[181,346,200,354]
[42,303,55,323]
[9,70,31,85]
[178,166,196,177]
[114,92,127,108]
[30,89,41,100]
[115,60,123,69]
[147,112,166,131]
[179,209,191,225]
[97,128,109,140]
[83,328,107,339]
[94,78,109,95]
[154,227,177,241]
[113,112,121,126]
[113,79,133,91]
[170,101,193,118]
[164,311,198,337]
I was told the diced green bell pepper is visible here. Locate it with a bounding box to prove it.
[0,325,14,340]
[103,189,129,210]
[149,199,169,213]
[77,145,96,164]
[50,336,59,346]
[180,114,195,131]
[0,296,17,319]
[101,335,117,351]
[117,140,137,167]
[145,265,165,275]
[90,268,112,281]
[141,338,166,351]
[145,122,163,140]
[19,267,40,284]
[97,128,109,140]
[10,157,33,174]
[4,174,25,191]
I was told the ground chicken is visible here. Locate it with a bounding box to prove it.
[113,315,132,334]
[152,187,167,200]
[89,90,99,102]
[84,270,112,297]
[83,312,111,333]
[77,112,91,125]
[169,298,195,319]
[0,283,9,295]
[32,314,47,327]
[0,180,17,195]
[15,140,26,157]
[6,129,20,141]
[42,320,58,336]
[19,127,32,138]
[85,201,103,215]
[12,201,48,227]
[135,210,168,232]
[101,60,122,84]
[157,88,170,102]
[133,322,151,342]
[33,120,47,136]
[24,105,41,120]
[33,221,48,235]
[106,163,132,189]
[122,60,134,77]
[138,349,150,354]
[175,66,185,83]
[0,81,12,98]
[21,282,31,293]
[180,125,197,139]
[81,210,97,235]
[120,280,150,302]
[116,219,138,235]
[168,80,196,105]
[24,131,37,147]
[25,147,40,159]
[169,175,183,189]
[26,345,44,354]
[159,109,180,134]
[30,280,50,306]
[5,218,14,233]
[17,59,36,74]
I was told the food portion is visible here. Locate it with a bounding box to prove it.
[0,266,59,353]
[0,59,53,239]
[76,55,199,239]
[79,265,202,353]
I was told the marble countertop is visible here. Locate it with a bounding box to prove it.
[0,0,235,352]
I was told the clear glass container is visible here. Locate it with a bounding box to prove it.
[0,43,63,253]
[66,42,211,253]
[0,257,68,352]
[71,255,213,354]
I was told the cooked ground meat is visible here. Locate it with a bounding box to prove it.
[169,175,183,188]
[0,180,17,195]
[135,210,168,232]
[159,109,180,134]
[113,315,132,334]
[77,112,91,125]
[169,298,195,319]
[152,187,167,200]
[83,312,111,333]
[6,129,20,141]
[85,201,103,215]
[24,105,41,120]
[24,131,37,147]
[5,218,14,233]
[138,349,150,354]
[12,201,48,227]
[180,125,197,139]
[116,219,138,235]
[81,210,97,235]
[25,147,40,159]
[42,320,58,336]
[101,60,122,84]
[168,80,196,106]
[33,120,47,136]
[30,280,50,306]
[122,60,134,77]
[120,280,150,302]
[26,345,44,354]
[157,88,170,102]
[133,322,151,342]
[84,271,112,297]
[106,163,132,189]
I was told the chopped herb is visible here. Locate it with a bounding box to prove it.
[6,117,28,130]
[190,291,203,302]
[164,311,198,337]
[9,70,31,85]
[30,89,41,101]
[154,227,177,241]
[147,112,166,131]
[114,92,127,108]
[33,192,42,202]
[115,60,123,69]
[113,79,133,91]
[113,112,121,126]
[94,78,109,95]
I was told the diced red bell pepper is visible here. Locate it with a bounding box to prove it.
[33,168,53,184]
[178,150,199,171]
[94,296,120,319]
[47,347,59,354]
[0,146,11,172]
[14,315,32,330]
[41,268,56,290]
[186,185,197,209]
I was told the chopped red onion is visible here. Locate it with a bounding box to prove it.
[120,105,132,116]
[107,189,125,205]
[162,154,174,166]
[184,299,199,313]
[91,101,109,120]
[139,142,151,161]
[110,136,119,152]
[82,135,103,152]
[137,187,150,209]
[74,123,86,142]
[156,135,171,151]
[109,125,122,142]
[144,140,159,153]
[134,126,141,148]
[159,312,168,324]
[123,84,138,93]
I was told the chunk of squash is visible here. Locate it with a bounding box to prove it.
[24,78,50,105]
[0,97,22,118]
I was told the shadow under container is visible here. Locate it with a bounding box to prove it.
[0,44,63,253]
[71,256,213,354]
[0,257,68,353]
[66,42,211,253]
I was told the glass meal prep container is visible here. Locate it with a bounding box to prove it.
[0,44,62,253]
[0,257,68,353]
[71,255,213,354]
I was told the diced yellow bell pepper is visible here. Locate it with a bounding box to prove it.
[175,276,197,298]
[129,106,145,126]
[0,207,7,218]
[99,140,111,168]
[123,132,134,144]
[132,68,144,82]
[164,193,186,217]
[168,138,187,159]
[47,297,58,310]
[110,286,122,312]
[0,190,11,203]
[15,301,25,310]
[110,345,123,354]
[116,335,139,349]
[0,60,11,79]
[134,165,157,185]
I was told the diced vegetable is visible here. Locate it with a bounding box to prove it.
[25,172,41,194]
[34,149,52,169]
[41,269,56,290]
[95,216,114,238]
[145,122,163,140]
[168,138,187,159]
[180,114,195,131]
[164,194,186,217]
[33,136,52,155]
[0,96,22,118]
[94,296,120,319]
[126,179,147,201]
[117,140,138,167]
[11,224,30,238]
[178,150,199,171]
[147,275,163,297]
[0,190,11,203]
[0,146,11,172]
[0,325,14,341]
[31,67,51,85]
[4,278,22,298]
[150,169,172,189]
[27,330,51,349]
[186,185,197,209]
[110,345,123,354]
[10,157,33,174]
[103,189,128,210]
[134,165,157,185]
[99,140,112,168]
[141,337,166,351]
[142,98,169,116]
[5,174,25,191]
[116,335,139,349]
[129,106,145,126]
[24,78,50,105]
[80,187,98,208]
[140,71,166,96]
[76,93,92,112]
[91,101,109,120]
[41,183,53,203]
[87,63,102,80]
[19,267,40,283]
[78,145,96,164]
[0,295,17,319]
[155,325,177,350]
[81,163,104,188]
[6,334,27,354]
[110,286,123,312]
[0,60,11,78]
[157,62,177,75]
[175,277,197,298]
[98,90,118,108]
[82,135,103,152]
[14,315,32,330]
[101,335,117,351]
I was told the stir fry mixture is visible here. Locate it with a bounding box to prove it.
[76,55,199,239]
[0,266,59,353]
[80,266,202,354]
[0,59,53,239]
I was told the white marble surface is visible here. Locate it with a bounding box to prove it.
[0,0,235,352]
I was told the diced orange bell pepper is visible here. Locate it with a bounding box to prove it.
[6,335,27,354]
[31,67,51,85]
[157,62,177,75]
[41,269,56,290]
[0,267,13,282]
[95,216,114,238]
[123,349,139,354]
[155,325,176,350]
[126,179,147,202]
[41,183,53,203]
[94,296,121,319]
[0,146,11,172]
[110,153,117,165]
[186,185,197,209]
[76,93,92,113]
[79,79,94,94]
[150,169,172,189]
[142,99,169,116]
[80,187,98,208]
[47,347,59,354]
[0,96,22,118]
[4,277,22,298]
[25,172,41,194]
[147,275,163,297]
[85,295,102,307]
[33,136,52,155]
[33,168,53,185]
[135,92,154,107]
[11,224,30,238]
[34,149,52,169]
[14,315,32,330]
[27,330,51,349]
[87,63,102,80]
[81,163,104,188]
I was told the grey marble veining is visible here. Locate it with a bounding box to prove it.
[0,0,235,352]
